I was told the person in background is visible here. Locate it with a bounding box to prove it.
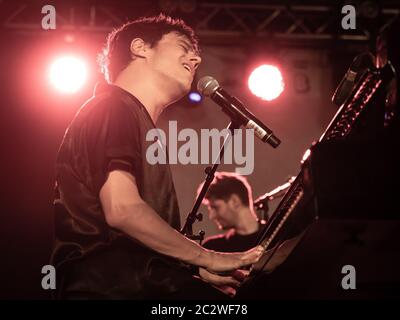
[200,172,265,253]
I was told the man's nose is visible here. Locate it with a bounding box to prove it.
[190,54,201,71]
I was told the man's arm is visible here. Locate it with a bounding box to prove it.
[99,169,262,272]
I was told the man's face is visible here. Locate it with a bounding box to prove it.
[206,198,237,231]
[147,32,201,98]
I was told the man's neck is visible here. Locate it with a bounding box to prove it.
[234,207,259,236]
[113,65,176,123]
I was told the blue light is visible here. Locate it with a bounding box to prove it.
[188,92,202,103]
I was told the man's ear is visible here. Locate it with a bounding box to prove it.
[130,38,149,58]
[228,194,242,209]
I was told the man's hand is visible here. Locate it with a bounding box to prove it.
[198,268,250,297]
[196,245,263,297]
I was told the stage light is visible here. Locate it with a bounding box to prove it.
[49,56,87,93]
[188,91,202,103]
[248,64,284,101]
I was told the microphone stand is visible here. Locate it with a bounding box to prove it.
[180,120,241,244]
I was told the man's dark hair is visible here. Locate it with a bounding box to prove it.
[99,13,199,83]
[201,172,252,207]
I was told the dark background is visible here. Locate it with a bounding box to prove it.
[0,0,399,299]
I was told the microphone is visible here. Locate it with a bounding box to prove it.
[197,76,281,148]
[332,52,375,106]
[253,176,295,209]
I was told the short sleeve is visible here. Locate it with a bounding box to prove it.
[85,98,142,195]
[104,104,140,161]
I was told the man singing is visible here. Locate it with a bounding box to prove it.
[50,14,262,299]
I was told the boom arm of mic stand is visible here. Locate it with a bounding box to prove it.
[180,121,241,243]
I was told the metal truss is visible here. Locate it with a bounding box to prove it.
[1,1,399,43]
[195,2,400,42]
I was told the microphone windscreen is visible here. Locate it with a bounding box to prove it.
[197,76,219,96]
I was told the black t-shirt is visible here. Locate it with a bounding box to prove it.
[202,221,265,253]
[50,83,189,298]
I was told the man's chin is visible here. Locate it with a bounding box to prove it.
[168,88,190,105]
[182,80,192,93]
[175,80,191,99]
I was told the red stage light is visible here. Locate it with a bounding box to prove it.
[49,56,87,94]
[248,64,284,101]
